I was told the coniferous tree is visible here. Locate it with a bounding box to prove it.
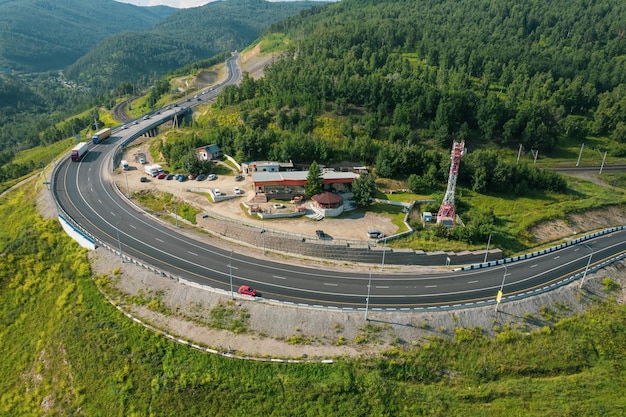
[304,161,323,197]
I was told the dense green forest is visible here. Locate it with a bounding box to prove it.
[64,0,323,90]
[0,0,174,72]
[215,0,626,160]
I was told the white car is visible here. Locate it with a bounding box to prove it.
[214,188,221,196]
[234,187,241,195]
[207,174,217,181]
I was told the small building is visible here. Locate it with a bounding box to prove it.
[241,160,294,175]
[312,192,344,209]
[197,144,222,161]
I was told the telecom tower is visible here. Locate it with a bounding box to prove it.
[437,140,465,225]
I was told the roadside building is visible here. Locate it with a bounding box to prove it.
[251,171,357,200]
[197,144,222,161]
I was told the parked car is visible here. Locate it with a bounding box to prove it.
[234,175,244,182]
[177,175,186,182]
[140,176,149,183]
[233,187,241,195]
[273,203,285,209]
[214,188,221,196]
[166,174,174,180]
[195,174,206,181]
[188,174,197,180]
[238,285,257,296]
[157,173,167,179]
[138,157,146,164]
[316,230,326,239]
[368,230,384,239]
[207,174,217,181]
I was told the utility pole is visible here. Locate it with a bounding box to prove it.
[381,236,387,271]
[580,244,593,289]
[484,231,493,264]
[229,250,234,300]
[597,150,607,174]
[261,217,266,255]
[173,198,178,227]
[115,218,123,265]
[516,143,523,164]
[531,149,539,164]
[365,269,372,321]
[576,143,584,167]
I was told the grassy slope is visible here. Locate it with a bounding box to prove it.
[1,169,626,415]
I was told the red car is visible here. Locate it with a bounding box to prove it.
[156,173,167,179]
[237,285,257,296]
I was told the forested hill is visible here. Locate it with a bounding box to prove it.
[0,0,174,72]
[64,0,323,90]
[216,0,626,169]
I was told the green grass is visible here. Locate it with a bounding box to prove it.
[132,190,200,224]
[13,137,75,167]
[259,33,292,55]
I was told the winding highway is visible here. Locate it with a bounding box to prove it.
[52,55,626,311]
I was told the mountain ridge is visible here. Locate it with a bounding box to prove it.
[0,0,175,72]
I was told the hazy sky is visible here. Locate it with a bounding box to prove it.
[115,0,335,8]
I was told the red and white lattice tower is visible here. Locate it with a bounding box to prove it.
[437,140,465,225]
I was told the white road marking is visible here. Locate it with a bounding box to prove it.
[324,283,338,286]
[273,275,286,280]
[425,285,437,288]
[155,238,163,243]
[188,251,198,256]
[468,280,478,284]
[530,264,538,268]
[376,286,389,289]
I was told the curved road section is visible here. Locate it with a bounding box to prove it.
[52,56,626,311]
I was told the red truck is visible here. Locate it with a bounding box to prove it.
[70,142,89,162]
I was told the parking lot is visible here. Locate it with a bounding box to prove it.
[116,154,398,242]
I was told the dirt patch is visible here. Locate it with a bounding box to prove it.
[530,206,626,243]
[240,43,276,80]
[193,71,217,88]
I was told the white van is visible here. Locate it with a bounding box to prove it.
[121,160,129,171]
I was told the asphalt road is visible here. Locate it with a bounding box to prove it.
[51,55,626,310]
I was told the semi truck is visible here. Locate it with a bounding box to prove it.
[70,142,89,162]
[91,128,112,144]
